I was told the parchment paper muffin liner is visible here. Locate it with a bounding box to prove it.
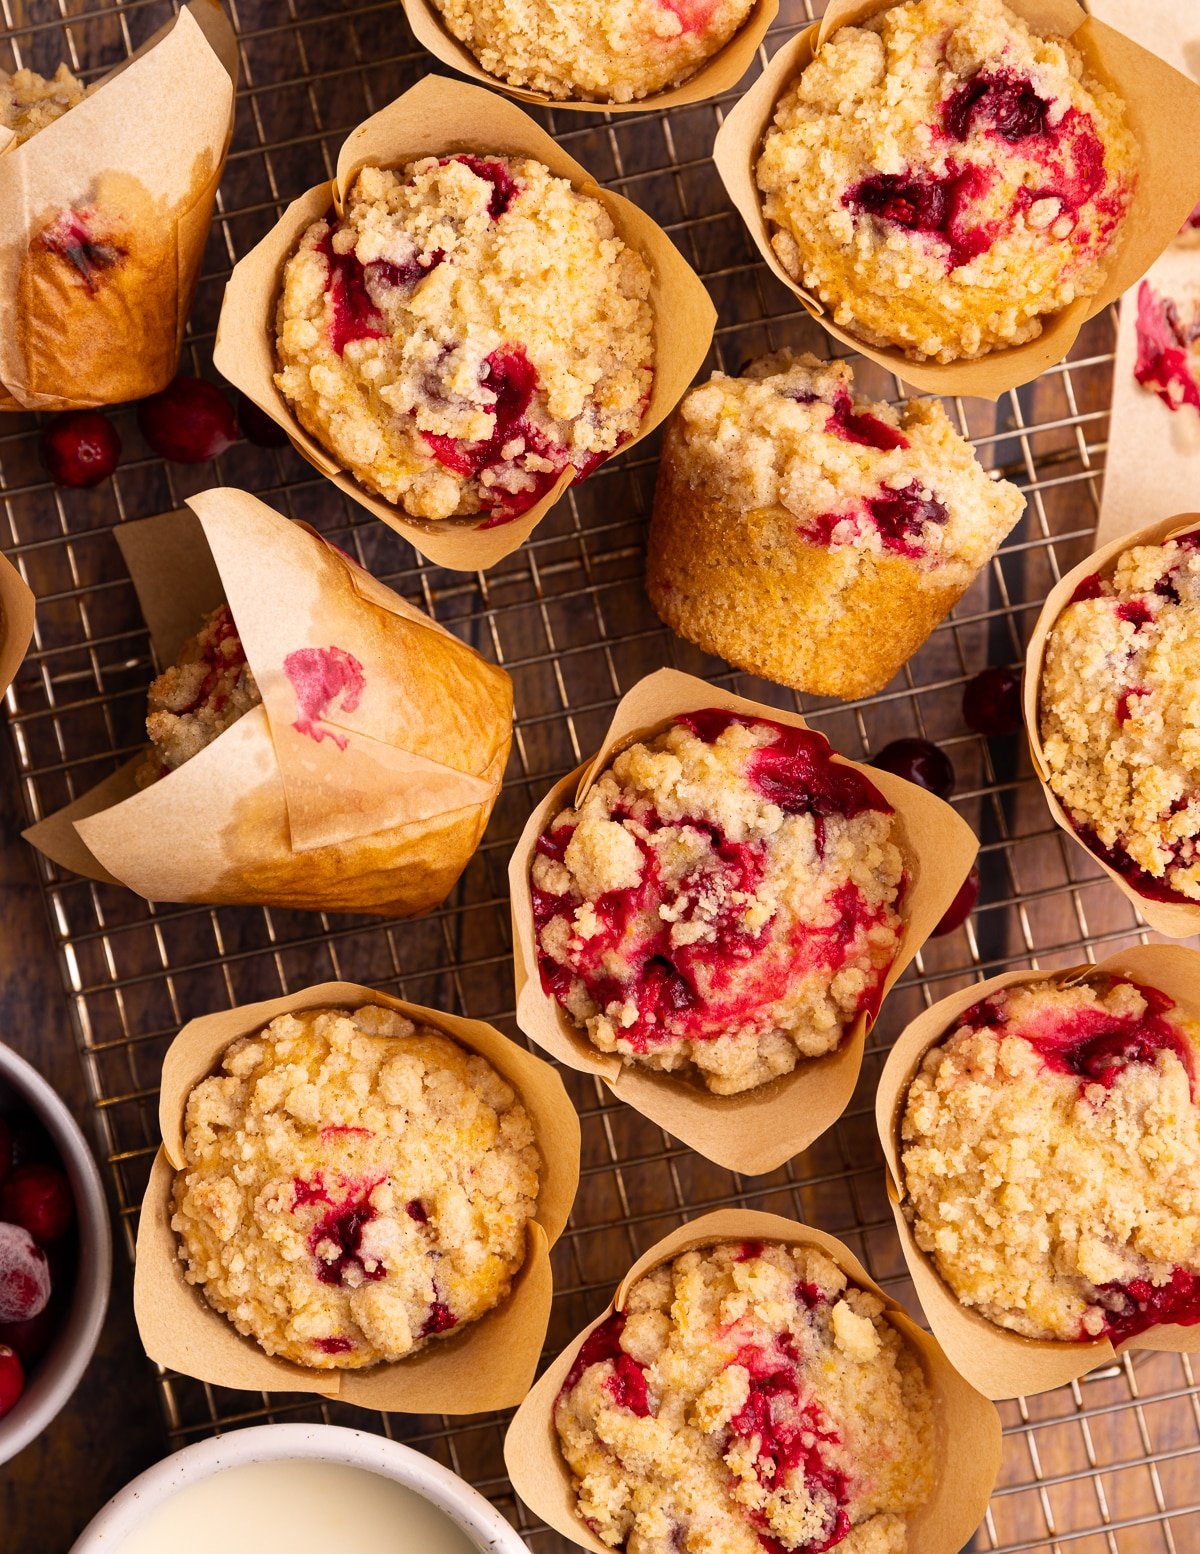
[398,0,777,113]
[23,487,513,916]
[712,0,1200,401]
[876,947,1200,1400]
[507,668,978,1174]
[1024,511,1200,938]
[503,1208,1001,1554]
[213,75,717,572]
[0,0,237,411]
[0,552,35,697]
[132,980,580,1411]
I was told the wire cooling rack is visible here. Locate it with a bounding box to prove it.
[2,0,1199,1548]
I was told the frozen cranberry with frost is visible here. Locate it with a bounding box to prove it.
[41,411,121,489]
[1,1163,74,1245]
[0,1224,52,1323]
[932,866,980,937]
[0,1344,23,1419]
[871,738,955,800]
[962,666,1023,737]
[138,377,239,464]
[237,392,290,449]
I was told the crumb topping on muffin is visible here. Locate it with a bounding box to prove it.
[275,155,654,524]
[754,0,1137,362]
[429,0,755,104]
[531,709,906,1095]
[554,1240,934,1553]
[901,975,1200,1343]
[135,604,260,788]
[171,1005,540,1369]
[1039,535,1200,903]
[667,351,1024,585]
[1,63,86,144]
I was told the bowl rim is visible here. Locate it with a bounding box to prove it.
[69,1421,530,1551]
[0,1039,112,1468]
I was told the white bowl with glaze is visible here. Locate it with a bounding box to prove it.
[70,1422,530,1551]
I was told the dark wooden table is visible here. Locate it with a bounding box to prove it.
[0,734,162,1554]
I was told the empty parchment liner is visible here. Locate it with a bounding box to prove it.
[876,946,1200,1400]
[133,980,580,1411]
[0,0,237,410]
[711,0,1200,401]
[1024,511,1200,938]
[508,667,978,1174]
[504,1207,1001,1554]
[398,0,777,113]
[23,487,514,916]
[213,74,717,572]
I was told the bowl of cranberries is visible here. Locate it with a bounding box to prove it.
[0,1041,111,1466]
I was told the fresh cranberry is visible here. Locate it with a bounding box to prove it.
[0,1302,58,1366]
[0,1164,74,1245]
[871,738,955,800]
[236,392,289,448]
[962,666,1023,737]
[0,1121,11,1188]
[137,377,239,464]
[932,866,980,937]
[41,411,121,488]
[0,1345,24,1419]
[0,1224,52,1323]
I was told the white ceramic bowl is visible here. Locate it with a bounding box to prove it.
[71,1422,530,1552]
[0,1039,112,1467]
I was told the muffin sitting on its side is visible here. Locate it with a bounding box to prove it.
[647,351,1025,698]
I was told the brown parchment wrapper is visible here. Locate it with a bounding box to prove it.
[0,0,238,411]
[0,551,35,697]
[711,0,1200,401]
[876,947,1200,1400]
[213,75,717,573]
[1024,512,1200,938]
[23,487,514,916]
[507,668,978,1173]
[1091,1,1200,548]
[398,0,777,113]
[504,1208,1001,1554]
[133,981,580,1410]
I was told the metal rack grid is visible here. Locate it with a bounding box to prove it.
[1,0,1198,1547]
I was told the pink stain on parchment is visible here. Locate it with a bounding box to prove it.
[282,646,365,750]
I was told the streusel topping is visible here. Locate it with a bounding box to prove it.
[902,976,1200,1343]
[1,63,85,144]
[754,0,1136,362]
[555,1240,934,1553]
[430,0,755,104]
[275,155,654,523]
[532,709,906,1095]
[1039,535,1200,903]
[172,1005,540,1369]
[135,604,260,788]
[669,351,1024,584]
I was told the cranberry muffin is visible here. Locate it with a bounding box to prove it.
[1,62,85,144]
[531,709,906,1095]
[172,1005,540,1369]
[429,0,756,104]
[901,975,1200,1343]
[754,0,1137,363]
[135,605,260,787]
[555,1240,934,1553]
[275,155,654,524]
[1039,534,1200,904]
[647,351,1025,697]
